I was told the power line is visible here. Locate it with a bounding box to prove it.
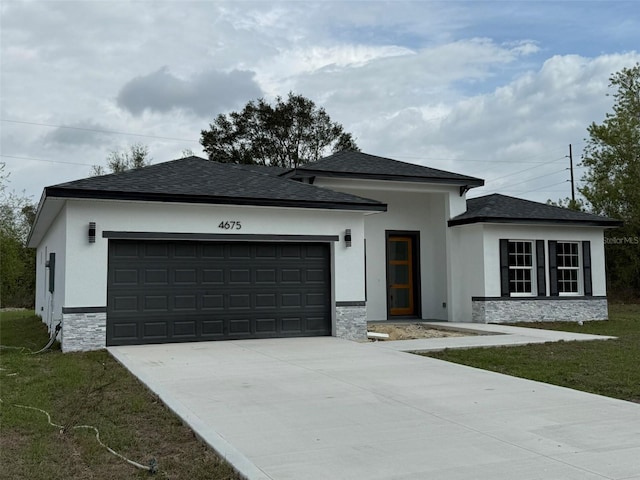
[483,156,565,185]
[471,180,570,198]
[480,168,567,195]
[0,154,94,167]
[392,146,568,165]
[392,155,555,165]
[514,180,569,196]
[0,119,199,143]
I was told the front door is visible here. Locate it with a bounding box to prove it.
[387,235,417,316]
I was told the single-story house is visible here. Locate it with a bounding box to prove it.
[27,151,622,352]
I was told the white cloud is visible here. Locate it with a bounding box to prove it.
[1,0,639,206]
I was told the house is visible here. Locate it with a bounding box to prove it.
[27,151,622,352]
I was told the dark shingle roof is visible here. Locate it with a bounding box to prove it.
[448,194,623,227]
[46,156,386,211]
[232,163,289,177]
[290,150,484,186]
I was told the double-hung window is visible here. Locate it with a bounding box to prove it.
[501,239,592,298]
[556,241,580,294]
[507,241,535,295]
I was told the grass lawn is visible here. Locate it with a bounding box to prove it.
[424,304,640,403]
[0,310,242,480]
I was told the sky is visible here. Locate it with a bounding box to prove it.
[1,0,639,206]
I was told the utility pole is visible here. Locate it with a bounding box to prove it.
[568,144,575,202]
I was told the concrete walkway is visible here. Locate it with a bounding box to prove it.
[109,331,640,480]
[368,322,617,352]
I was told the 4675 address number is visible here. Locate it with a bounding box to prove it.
[219,221,241,230]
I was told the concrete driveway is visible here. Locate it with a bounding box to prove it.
[109,337,640,480]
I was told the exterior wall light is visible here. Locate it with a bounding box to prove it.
[88,222,96,243]
[345,229,352,247]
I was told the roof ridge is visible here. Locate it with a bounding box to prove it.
[473,193,599,217]
[294,150,484,185]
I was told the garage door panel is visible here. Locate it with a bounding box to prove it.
[256,293,277,308]
[229,319,251,334]
[255,244,277,258]
[174,269,197,284]
[145,269,169,284]
[174,243,197,257]
[144,295,168,311]
[145,243,169,257]
[307,316,329,332]
[112,296,138,312]
[281,269,302,283]
[282,317,302,333]
[175,295,197,310]
[306,269,326,283]
[281,293,302,307]
[229,294,251,309]
[202,319,224,336]
[112,322,137,339]
[306,293,327,306]
[112,242,139,258]
[107,240,331,346]
[281,245,301,258]
[202,294,224,310]
[255,318,277,333]
[229,244,251,258]
[202,243,225,258]
[173,321,196,337]
[113,269,138,285]
[256,269,277,283]
[202,269,224,284]
[229,269,251,284]
[305,244,327,258]
[144,322,168,338]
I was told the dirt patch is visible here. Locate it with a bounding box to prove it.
[367,323,473,341]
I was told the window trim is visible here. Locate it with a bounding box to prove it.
[507,240,537,297]
[556,241,582,296]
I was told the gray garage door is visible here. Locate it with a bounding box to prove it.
[106,240,331,346]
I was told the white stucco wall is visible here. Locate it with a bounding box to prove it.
[448,223,485,322]
[34,207,66,331]
[481,224,607,297]
[314,178,457,321]
[61,199,367,310]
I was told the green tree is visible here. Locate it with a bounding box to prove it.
[200,93,359,168]
[0,163,36,307]
[546,197,586,211]
[92,143,151,176]
[580,63,640,298]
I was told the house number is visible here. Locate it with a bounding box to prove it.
[218,221,242,230]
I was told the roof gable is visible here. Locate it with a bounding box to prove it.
[45,156,385,211]
[289,150,484,187]
[449,194,623,227]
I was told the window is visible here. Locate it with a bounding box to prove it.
[556,242,580,294]
[501,239,592,298]
[508,241,535,295]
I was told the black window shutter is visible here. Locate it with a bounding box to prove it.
[548,241,558,296]
[583,241,592,296]
[536,240,546,296]
[499,239,510,297]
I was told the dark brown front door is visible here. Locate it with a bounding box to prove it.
[387,236,415,316]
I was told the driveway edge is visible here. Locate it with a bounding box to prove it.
[108,347,272,480]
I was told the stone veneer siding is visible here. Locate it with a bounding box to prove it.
[472,297,608,323]
[335,302,367,341]
[61,307,107,352]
